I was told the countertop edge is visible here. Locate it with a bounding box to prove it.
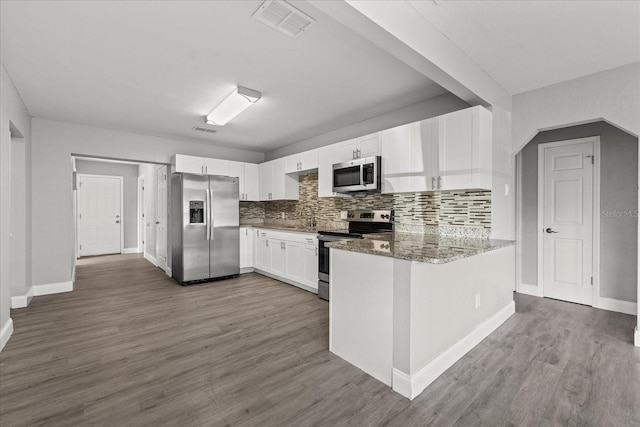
[327,239,515,264]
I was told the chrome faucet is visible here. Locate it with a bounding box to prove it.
[298,205,316,229]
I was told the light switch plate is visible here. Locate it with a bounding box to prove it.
[340,211,348,220]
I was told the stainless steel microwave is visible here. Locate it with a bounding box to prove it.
[332,156,381,193]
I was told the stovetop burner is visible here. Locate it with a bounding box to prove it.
[317,210,393,238]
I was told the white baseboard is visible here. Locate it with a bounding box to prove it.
[517,282,543,297]
[240,267,255,274]
[0,318,14,353]
[144,252,158,266]
[393,300,516,400]
[33,281,73,296]
[635,327,639,348]
[595,297,637,316]
[166,267,172,277]
[11,286,34,309]
[122,247,141,254]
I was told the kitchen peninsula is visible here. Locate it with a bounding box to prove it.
[327,232,515,400]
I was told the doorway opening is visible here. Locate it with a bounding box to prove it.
[516,121,638,316]
[72,156,171,277]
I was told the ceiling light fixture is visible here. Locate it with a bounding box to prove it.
[205,86,262,126]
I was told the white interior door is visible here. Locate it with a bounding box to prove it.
[156,166,168,271]
[78,175,122,256]
[541,141,594,305]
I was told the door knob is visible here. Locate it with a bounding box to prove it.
[545,228,558,233]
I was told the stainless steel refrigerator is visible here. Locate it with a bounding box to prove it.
[171,173,239,284]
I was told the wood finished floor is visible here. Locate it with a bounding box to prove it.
[1,254,638,426]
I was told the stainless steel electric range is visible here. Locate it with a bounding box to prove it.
[317,210,393,300]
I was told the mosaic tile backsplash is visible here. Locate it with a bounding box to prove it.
[240,173,491,233]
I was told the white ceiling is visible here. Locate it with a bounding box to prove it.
[2,1,638,154]
[407,0,640,95]
[0,0,446,152]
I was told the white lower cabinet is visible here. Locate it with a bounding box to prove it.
[249,228,318,294]
[239,227,254,270]
[302,242,318,290]
[270,238,286,277]
[284,240,304,283]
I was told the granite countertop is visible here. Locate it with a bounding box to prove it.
[240,224,320,234]
[325,232,514,264]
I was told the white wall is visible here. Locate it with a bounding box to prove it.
[512,62,640,151]
[30,118,264,289]
[490,106,515,240]
[1,63,32,351]
[11,138,27,298]
[266,93,469,160]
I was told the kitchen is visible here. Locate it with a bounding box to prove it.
[1,0,639,425]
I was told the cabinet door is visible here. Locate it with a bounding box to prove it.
[437,106,496,191]
[270,239,285,277]
[244,163,260,201]
[380,124,414,194]
[411,118,437,192]
[174,154,205,174]
[356,133,381,158]
[255,230,263,269]
[239,228,254,269]
[284,240,304,283]
[258,235,270,271]
[203,158,230,176]
[318,139,356,197]
[228,161,245,199]
[259,162,273,200]
[285,154,301,174]
[272,158,299,200]
[300,149,318,171]
[285,150,319,174]
[302,242,318,289]
[239,228,247,268]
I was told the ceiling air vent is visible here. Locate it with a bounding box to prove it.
[252,0,316,39]
[192,126,217,134]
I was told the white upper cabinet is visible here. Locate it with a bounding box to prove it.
[259,159,298,201]
[285,149,319,174]
[436,106,492,190]
[244,163,259,201]
[229,161,260,201]
[172,154,229,176]
[380,106,492,194]
[173,154,207,174]
[318,139,357,197]
[381,122,421,194]
[203,157,229,176]
[355,133,381,159]
[259,161,273,200]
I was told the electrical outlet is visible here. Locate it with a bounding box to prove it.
[281,212,285,219]
[340,211,348,220]
[475,293,481,309]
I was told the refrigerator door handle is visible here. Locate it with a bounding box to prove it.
[205,188,211,241]
[209,188,215,241]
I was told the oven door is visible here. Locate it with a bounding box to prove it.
[318,234,350,282]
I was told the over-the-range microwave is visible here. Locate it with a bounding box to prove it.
[332,156,381,193]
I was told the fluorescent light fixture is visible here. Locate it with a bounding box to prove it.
[205,86,262,126]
